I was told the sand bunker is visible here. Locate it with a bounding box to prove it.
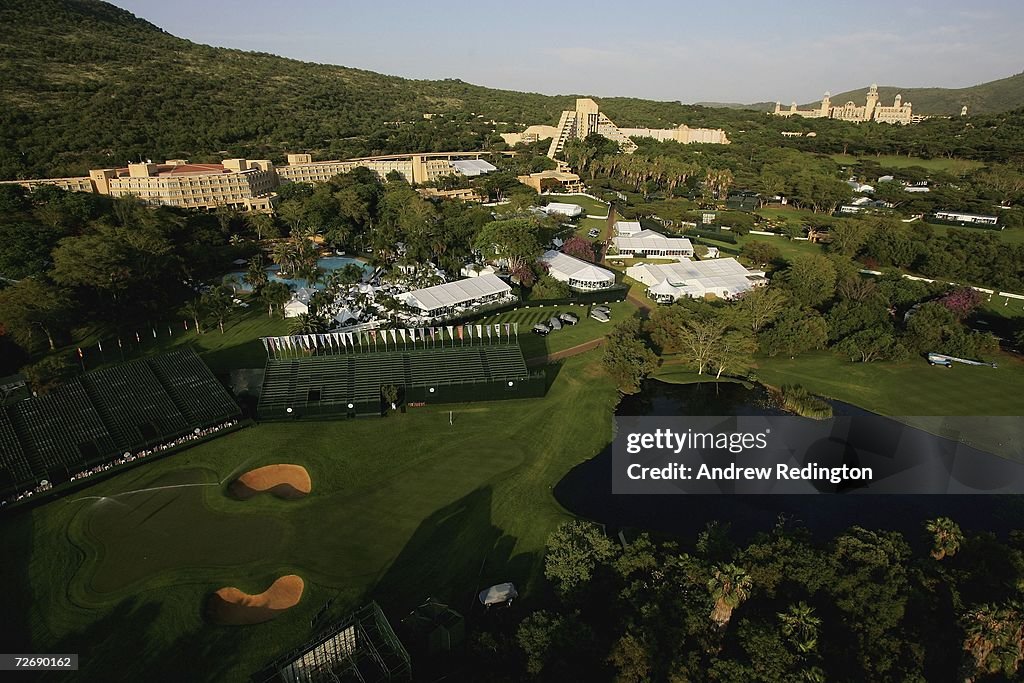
[207,574,304,625]
[230,464,311,500]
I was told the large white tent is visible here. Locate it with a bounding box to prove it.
[542,202,584,218]
[613,229,693,259]
[399,274,511,316]
[539,250,615,291]
[627,258,766,301]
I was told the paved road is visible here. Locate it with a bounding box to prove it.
[526,338,605,366]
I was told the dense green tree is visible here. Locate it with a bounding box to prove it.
[0,278,69,350]
[602,318,658,394]
[759,308,829,358]
[777,255,837,308]
[544,521,619,597]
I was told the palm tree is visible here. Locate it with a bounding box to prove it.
[201,288,233,334]
[962,601,1024,681]
[287,313,328,335]
[926,517,964,560]
[245,256,269,293]
[180,298,206,335]
[708,562,752,628]
[778,602,821,655]
[260,281,291,317]
[272,241,300,276]
[245,212,277,241]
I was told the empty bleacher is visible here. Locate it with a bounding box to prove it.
[0,349,240,501]
[258,343,535,418]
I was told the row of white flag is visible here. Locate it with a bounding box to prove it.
[261,323,519,355]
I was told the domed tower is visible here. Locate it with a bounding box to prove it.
[961,105,968,116]
[821,91,831,117]
[774,101,781,114]
[894,93,902,108]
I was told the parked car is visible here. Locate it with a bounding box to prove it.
[592,305,611,315]
[558,312,579,325]
[532,323,551,336]
[588,229,600,238]
[548,316,562,331]
[590,309,610,323]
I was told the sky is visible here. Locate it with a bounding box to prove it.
[111,0,1022,104]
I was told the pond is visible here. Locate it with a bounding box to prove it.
[224,256,370,292]
[554,380,1024,546]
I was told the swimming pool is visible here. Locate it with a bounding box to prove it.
[225,256,370,292]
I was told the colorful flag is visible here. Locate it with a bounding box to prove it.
[505,323,511,337]
[152,328,157,338]
[494,324,501,337]
[447,326,454,341]
[77,347,83,359]
[457,325,464,340]
[475,324,483,338]
[261,338,269,353]
[117,337,123,349]
[486,326,492,340]
[399,328,407,343]
[184,319,189,331]
[135,332,141,343]
[390,329,397,345]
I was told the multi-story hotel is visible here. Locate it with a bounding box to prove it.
[276,151,507,186]
[773,84,915,125]
[518,98,730,158]
[1,151,511,213]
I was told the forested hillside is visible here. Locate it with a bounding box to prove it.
[0,0,725,179]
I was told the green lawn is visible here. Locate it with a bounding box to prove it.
[74,304,286,372]
[0,351,620,683]
[754,206,825,229]
[830,154,984,173]
[575,216,609,239]
[754,350,1024,416]
[695,232,823,264]
[476,300,638,359]
[548,194,608,217]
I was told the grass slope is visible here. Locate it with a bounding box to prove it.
[0,351,619,682]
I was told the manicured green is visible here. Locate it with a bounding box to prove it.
[755,350,1024,458]
[0,351,620,682]
[755,350,1024,415]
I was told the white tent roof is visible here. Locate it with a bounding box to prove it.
[400,273,510,312]
[614,220,642,235]
[628,258,765,296]
[451,159,497,176]
[614,230,693,253]
[539,250,615,283]
[479,582,518,606]
[649,279,679,296]
[543,202,584,217]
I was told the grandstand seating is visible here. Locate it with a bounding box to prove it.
[258,343,533,418]
[0,349,240,500]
